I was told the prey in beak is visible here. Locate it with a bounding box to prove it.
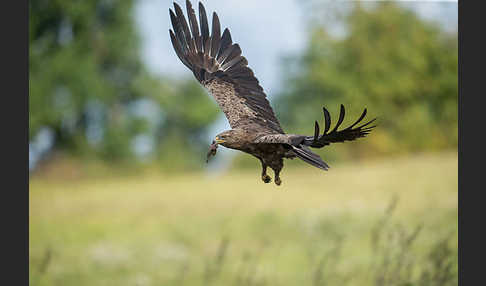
[206,140,219,163]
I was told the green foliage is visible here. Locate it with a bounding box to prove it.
[30,0,143,141]
[29,0,219,166]
[276,2,457,159]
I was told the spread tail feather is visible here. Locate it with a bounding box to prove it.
[291,145,329,171]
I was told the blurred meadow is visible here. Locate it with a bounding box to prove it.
[29,0,458,285]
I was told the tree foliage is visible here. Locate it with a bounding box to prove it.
[29,0,220,167]
[275,2,457,159]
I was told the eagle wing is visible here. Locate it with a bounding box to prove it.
[254,105,376,147]
[169,0,284,133]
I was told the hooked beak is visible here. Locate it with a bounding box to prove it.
[214,136,225,144]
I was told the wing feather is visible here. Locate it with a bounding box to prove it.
[186,0,202,53]
[221,44,242,66]
[218,44,238,65]
[198,2,210,54]
[169,30,191,69]
[169,10,188,54]
[217,29,232,61]
[169,1,283,132]
[222,56,247,71]
[210,12,221,57]
[173,2,195,54]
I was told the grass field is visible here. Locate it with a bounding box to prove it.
[29,152,458,286]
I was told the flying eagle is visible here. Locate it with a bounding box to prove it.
[169,0,376,185]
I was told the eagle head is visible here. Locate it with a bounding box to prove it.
[214,129,244,148]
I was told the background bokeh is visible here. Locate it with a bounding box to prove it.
[29,1,458,285]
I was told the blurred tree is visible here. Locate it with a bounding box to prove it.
[29,0,219,168]
[275,1,457,160]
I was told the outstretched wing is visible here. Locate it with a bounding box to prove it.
[254,105,376,147]
[169,0,284,133]
[304,105,376,147]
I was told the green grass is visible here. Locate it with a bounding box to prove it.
[30,152,457,286]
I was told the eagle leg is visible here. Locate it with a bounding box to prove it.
[259,158,272,183]
[272,160,283,186]
[274,170,282,186]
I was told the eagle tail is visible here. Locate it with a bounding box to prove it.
[302,105,377,148]
[291,145,329,171]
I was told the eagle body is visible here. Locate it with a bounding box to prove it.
[216,127,296,180]
[169,1,376,185]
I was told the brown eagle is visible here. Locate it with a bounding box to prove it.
[169,0,376,185]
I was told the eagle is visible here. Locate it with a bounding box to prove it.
[169,0,376,185]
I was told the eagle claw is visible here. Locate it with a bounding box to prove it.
[262,174,272,183]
